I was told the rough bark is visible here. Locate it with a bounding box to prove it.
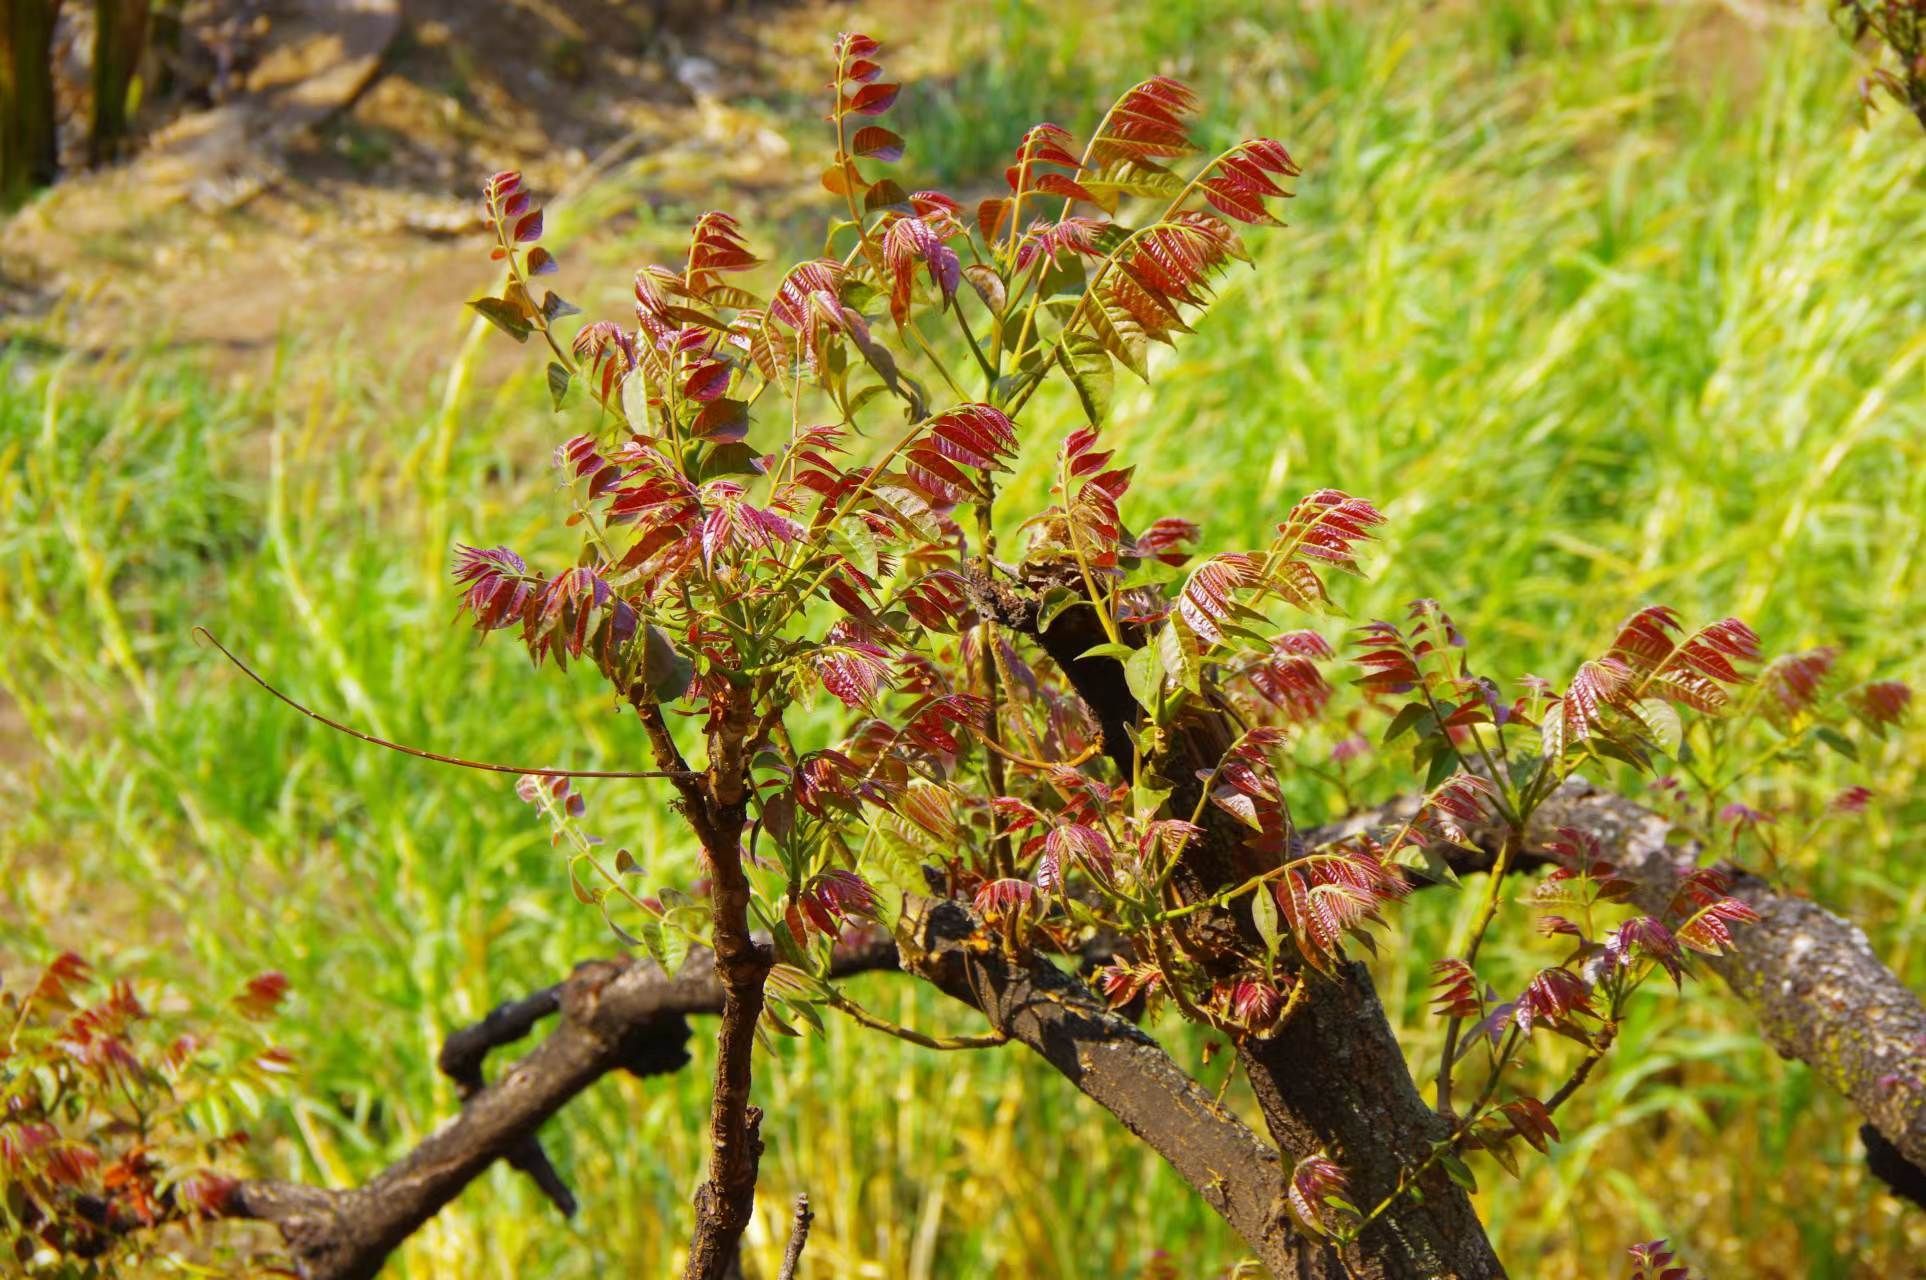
[898,897,1308,1278]
[436,980,577,1216]
[1531,780,1926,1172]
[225,937,896,1280]
[976,568,1505,1278]
[1322,779,1926,1192]
[1240,966,1503,1278]
[199,781,1923,1278]
[682,947,769,1280]
[682,684,775,1280]
[777,1193,814,1280]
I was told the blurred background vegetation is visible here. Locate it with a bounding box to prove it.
[3,0,1924,1275]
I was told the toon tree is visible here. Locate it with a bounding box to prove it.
[7,27,1924,1280]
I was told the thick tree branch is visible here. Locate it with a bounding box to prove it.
[225,936,897,1280]
[1533,781,1926,1175]
[436,981,575,1216]
[1237,965,1501,1278]
[896,896,1308,1278]
[205,769,1926,1279]
[1319,779,1926,1192]
[975,566,1504,1279]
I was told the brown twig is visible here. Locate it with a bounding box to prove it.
[777,1193,814,1280]
[193,628,699,782]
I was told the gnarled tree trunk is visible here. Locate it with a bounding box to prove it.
[978,569,1505,1277]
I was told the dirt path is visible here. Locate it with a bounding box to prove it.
[1,0,892,359]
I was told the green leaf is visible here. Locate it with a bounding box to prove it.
[1037,252,1088,301]
[761,1000,803,1038]
[830,520,881,579]
[469,296,531,342]
[696,441,764,482]
[1814,726,1859,761]
[1159,621,1202,696]
[568,856,600,905]
[1086,295,1148,379]
[1628,698,1682,757]
[1038,586,1085,630]
[834,278,878,314]
[864,179,910,213]
[1386,838,1459,886]
[1439,1151,1478,1193]
[1131,777,1173,820]
[1124,642,1166,711]
[642,918,692,976]
[1383,702,1430,744]
[1079,642,1138,662]
[871,484,941,542]
[789,996,827,1036]
[600,899,644,947]
[1081,161,1185,210]
[620,368,650,430]
[1251,880,1281,957]
[1060,334,1115,425]
[546,362,572,411]
[691,397,749,442]
[642,625,695,702]
[1590,737,1651,771]
[1422,744,1462,790]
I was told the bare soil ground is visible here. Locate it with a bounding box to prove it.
[1,0,878,357]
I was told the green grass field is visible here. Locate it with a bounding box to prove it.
[4,1,1925,1275]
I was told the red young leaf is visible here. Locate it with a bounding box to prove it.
[1512,966,1595,1036]
[1672,897,1759,957]
[1500,1097,1560,1153]
[882,214,961,324]
[1095,961,1163,1009]
[1627,1240,1695,1280]
[1087,76,1199,166]
[1287,1152,1354,1236]
[1430,958,1482,1020]
[1759,646,1837,726]
[836,32,880,61]
[851,125,905,161]
[1852,680,1912,733]
[453,545,537,634]
[796,868,880,936]
[973,877,1038,919]
[816,625,894,709]
[683,359,733,402]
[848,82,901,115]
[1607,915,1684,987]
[234,972,290,1021]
